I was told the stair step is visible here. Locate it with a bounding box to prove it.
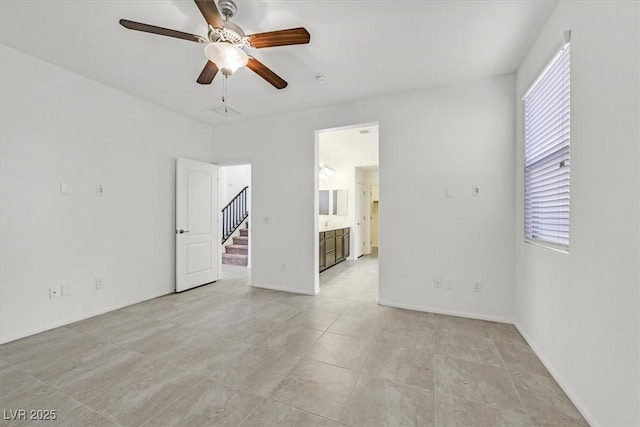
[222,253,248,266]
[239,228,249,237]
[225,244,248,255]
[233,236,248,245]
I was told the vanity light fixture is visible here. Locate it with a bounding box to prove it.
[319,165,336,177]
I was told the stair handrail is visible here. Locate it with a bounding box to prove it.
[221,186,249,244]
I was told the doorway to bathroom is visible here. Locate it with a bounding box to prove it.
[314,122,379,296]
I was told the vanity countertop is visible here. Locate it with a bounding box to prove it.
[319,225,350,232]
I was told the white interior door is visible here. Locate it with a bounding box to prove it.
[355,182,367,257]
[176,158,219,292]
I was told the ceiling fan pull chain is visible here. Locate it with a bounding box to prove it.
[222,75,228,113]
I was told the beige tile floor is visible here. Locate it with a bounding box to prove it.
[0,255,588,426]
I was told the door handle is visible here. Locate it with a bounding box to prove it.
[177,229,189,234]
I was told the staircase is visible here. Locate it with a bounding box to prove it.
[222,224,249,266]
[221,186,249,266]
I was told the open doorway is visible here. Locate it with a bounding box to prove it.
[314,123,379,296]
[218,162,252,283]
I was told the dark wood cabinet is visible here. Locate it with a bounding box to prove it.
[319,239,325,270]
[320,227,350,272]
[344,232,350,259]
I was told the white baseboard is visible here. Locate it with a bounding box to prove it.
[514,322,598,427]
[377,298,514,324]
[0,290,171,345]
[250,283,315,296]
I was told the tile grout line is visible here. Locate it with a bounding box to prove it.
[91,331,213,427]
[234,395,267,426]
[269,395,341,423]
[266,398,341,425]
[434,347,439,426]
[137,375,210,427]
[489,334,533,424]
[339,370,362,426]
[33,325,212,427]
[6,359,126,427]
[334,329,383,427]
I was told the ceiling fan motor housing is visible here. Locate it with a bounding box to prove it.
[218,0,237,20]
[208,21,247,46]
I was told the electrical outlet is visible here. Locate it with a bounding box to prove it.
[433,277,442,288]
[95,278,104,290]
[473,282,482,292]
[49,286,61,298]
[445,278,455,290]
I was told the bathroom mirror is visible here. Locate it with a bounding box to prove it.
[333,190,348,216]
[319,190,329,215]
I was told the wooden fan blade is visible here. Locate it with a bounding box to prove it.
[247,57,287,89]
[119,19,206,43]
[197,61,219,85]
[248,27,311,49]
[194,0,224,28]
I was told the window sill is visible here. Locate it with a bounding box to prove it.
[524,239,569,254]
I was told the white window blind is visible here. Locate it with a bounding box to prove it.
[523,43,570,248]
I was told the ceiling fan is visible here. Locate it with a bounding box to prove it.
[119,0,311,89]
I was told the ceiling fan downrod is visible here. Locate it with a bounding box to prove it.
[218,0,237,21]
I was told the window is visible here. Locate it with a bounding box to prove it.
[523,43,570,249]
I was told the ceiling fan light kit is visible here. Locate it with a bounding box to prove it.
[119,0,310,91]
[204,42,248,76]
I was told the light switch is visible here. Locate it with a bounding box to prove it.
[60,182,72,195]
[446,186,456,198]
[472,185,480,197]
[97,185,104,196]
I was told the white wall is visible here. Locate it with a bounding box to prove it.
[514,2,640,426]
[0,45,213,343]
[212,73,516,320]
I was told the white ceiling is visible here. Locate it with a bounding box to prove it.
[0,1,556,126]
